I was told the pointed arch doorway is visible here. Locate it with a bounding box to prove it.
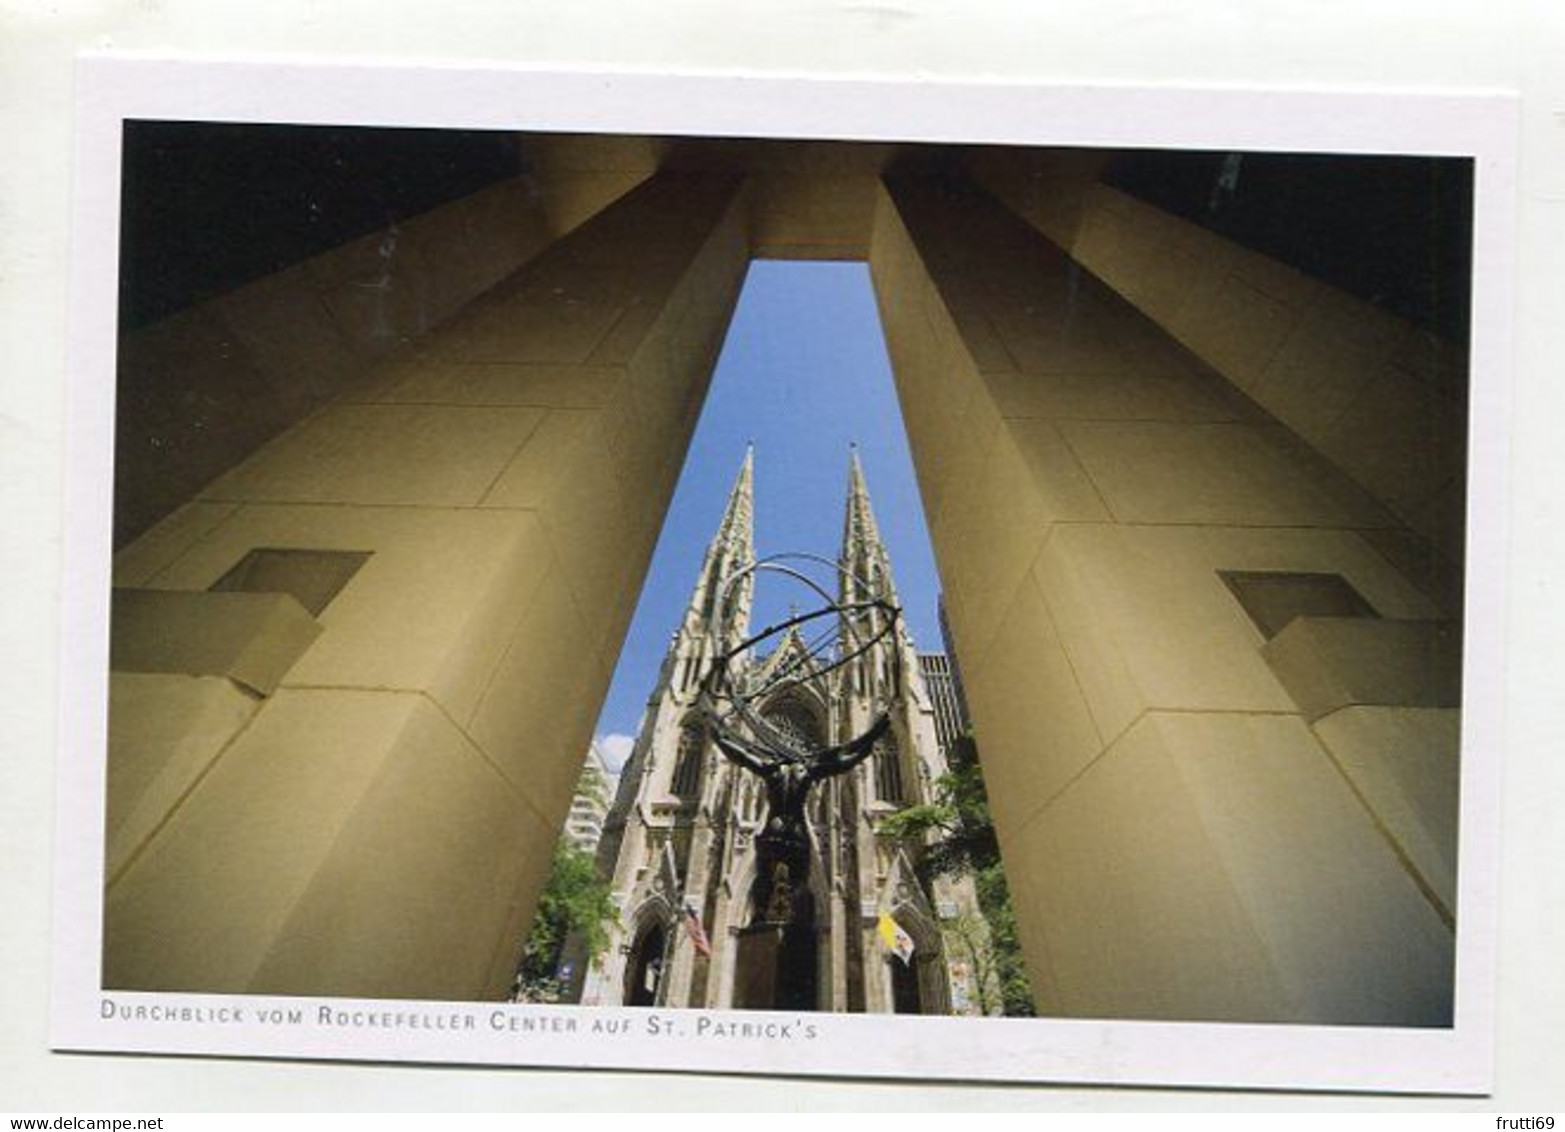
[625,921,668,1007]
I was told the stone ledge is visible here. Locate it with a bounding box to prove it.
[1261,616,1461,721]
[110,588,322,696]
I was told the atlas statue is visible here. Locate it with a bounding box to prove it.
[695,553,903,930]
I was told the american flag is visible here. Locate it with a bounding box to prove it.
[683,903,712,957]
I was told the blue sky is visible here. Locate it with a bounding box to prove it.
[592,260,946,771]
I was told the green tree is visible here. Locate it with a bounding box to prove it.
[513,840,617,1003]
[877,736,1036,1017]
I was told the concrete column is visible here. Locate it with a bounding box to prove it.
[104,172,749,1000]
[659,922,698,1007]
[701,884,737,1009]
[113,159,654,547]
[662,814,718,1005]
[972,151,1467,602]
[864,942,894,1015]
[825,778,852,1012]
[869,176,1456,1025]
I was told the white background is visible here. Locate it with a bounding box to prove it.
[2,0,1562,1113]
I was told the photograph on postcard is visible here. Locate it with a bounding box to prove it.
[100,124,1470,1032]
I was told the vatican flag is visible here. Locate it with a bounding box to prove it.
[877,912,916,966]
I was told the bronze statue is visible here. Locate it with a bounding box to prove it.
[707,711,890,923]
[696,552,902,929]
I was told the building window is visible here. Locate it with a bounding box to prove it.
[760,696,823,757]
[211,547,371,616]
[874,735,904,805]
[671,724,705,799]
[1218,570,1379,640]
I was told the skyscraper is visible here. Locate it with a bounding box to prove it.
[562,742,619,855]
[917,653,969,763]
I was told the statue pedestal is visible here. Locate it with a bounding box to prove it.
[732,923,785,1009]
[733,916,820,1011]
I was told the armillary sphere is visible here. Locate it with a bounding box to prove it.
[696,552,903,760]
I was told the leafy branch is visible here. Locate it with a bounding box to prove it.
[876,735,1035,1016]
[513,841,617,1003]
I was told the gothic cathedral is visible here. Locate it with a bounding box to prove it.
[580,448,990,1014]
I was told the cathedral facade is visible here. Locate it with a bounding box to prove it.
[579,448,990,1015]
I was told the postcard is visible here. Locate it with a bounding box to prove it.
[52,56,1516,1093]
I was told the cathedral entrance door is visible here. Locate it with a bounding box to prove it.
[625,923,667,1007]
[890,956,922,1014]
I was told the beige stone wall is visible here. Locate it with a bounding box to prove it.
[104,673,260,884]
[105,172,749,998]
[973,153,1467,603]
[114,161,651,545]
[1311,705,1460,917]
[871,177,1457,1025]
[662,138,894,260]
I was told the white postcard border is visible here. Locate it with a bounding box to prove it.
[53,55,1518,1095]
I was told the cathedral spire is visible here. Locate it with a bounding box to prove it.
[843,444,884,553]
[683,445,756,647]
[840,445,898,607]
[716,442,756,560]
